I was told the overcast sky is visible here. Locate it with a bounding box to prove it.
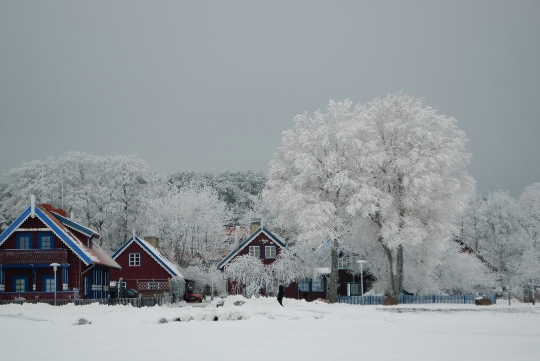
[1,1,538,197]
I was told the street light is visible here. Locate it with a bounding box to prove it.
[50,263,60,306]
[356,260,367,305]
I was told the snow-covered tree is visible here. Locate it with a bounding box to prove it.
[145,181,231,268]
[2,152,155,253]
[265,94,474,298]
[345,93,474,295]
[224,255,269,297]
[264,99,371,302]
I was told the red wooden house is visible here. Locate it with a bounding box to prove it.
[110,236,183,297]
[0,197,121,300]
[217,220,299,299]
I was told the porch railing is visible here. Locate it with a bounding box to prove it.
[0,249,68,264]
[137,280,170,291]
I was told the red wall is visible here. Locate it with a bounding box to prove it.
[235,232,282,264]
[110,242,172,290]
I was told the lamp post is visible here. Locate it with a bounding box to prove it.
[356,260,367,305]
[50,263,60,306]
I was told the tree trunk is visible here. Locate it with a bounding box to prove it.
[327,239,339,303]
[381,241,395,295]
[395,244,404,295]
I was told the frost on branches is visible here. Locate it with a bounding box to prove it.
[265,93,474,297]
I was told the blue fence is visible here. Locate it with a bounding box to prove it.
[338,294,497,305]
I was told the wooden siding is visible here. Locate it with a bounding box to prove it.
[110,242,172,291]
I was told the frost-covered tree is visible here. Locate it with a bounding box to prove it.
[169,171,267,224]
[224,255,269,297]
[345,93,474,295]
[266,94,474,298]
[2,152,155,252]
[264,99,371,302]
[145,181,231,268]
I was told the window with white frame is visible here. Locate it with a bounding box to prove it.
[338,258,349,269]
[265,246,276,259]
[248,246,260,258]
[312,278,323,292]
[129,253,141,266]
[351,283,362,295]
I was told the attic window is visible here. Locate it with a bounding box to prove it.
[265,246,276,259]
[129,253,141,266]
[248,246,260,258]
[338,258,349,270]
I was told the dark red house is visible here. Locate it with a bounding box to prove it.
[111,236,183,297]
[0,198,120,300]
[217,220,299,299]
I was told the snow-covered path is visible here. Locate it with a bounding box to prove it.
[1,297,538,361]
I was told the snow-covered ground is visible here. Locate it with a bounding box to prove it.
[1,296,538,361]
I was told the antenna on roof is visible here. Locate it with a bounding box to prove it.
[235,225,239,248]
[41,165,44,203]
[61,179,64,210]
[133,229,136,240]
[31,195,35,217]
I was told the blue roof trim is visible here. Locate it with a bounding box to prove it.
[34,207,93,265]
[0,207,32,246]
[113,237,180,277]
[52,212,97,237]
[111,238,132,259]
[217,227,286,270]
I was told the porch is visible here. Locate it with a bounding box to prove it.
[0,249,68,264]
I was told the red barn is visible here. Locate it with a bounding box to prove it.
[217,220,298,299]
[110,236,183,297]
[0,198,120,300]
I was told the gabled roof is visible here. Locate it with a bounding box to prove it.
[0,205,120,269]
[217,227,286,270]
[112,237,183,278]
[51,211,100,238]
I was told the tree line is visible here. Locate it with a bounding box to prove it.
[1,93,538,300]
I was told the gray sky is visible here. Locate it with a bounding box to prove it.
[1,1,539,197]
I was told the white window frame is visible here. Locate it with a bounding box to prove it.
[248,246,260,258]
[265,246,276,259]
[338,258,349,270]
[129,253,141,266]
[351,283,362,295]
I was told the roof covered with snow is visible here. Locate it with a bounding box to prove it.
[112,236,183,278]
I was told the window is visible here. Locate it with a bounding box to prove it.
[13,276,28,292]
[39,233,53,249]
[312,278,323,292]
[16,234,32,249]
[129,253,141,266]
[298,279,310,292]
[338,258,349,269]
[265,246,276,259]
[248,246,260,258]
[351,283,362,295]
[43,276,55,292]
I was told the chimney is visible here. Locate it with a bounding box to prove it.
[250,218,261,234]
[144,236,160,249]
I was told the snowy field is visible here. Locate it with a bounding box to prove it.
[1,296,538,361]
